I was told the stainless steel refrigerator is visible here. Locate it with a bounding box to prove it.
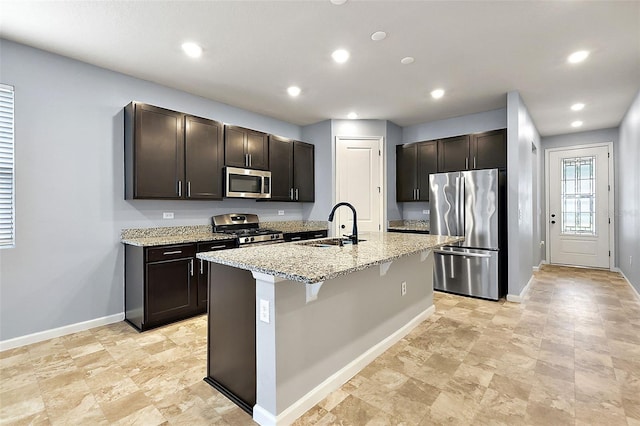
[429,168,506,300]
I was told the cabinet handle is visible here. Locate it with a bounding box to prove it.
[177,181,182,197]
[208,245,227,250]
[465,157,468,169]
[290,236,302,241]
[190,259,194,276]
[187,181,191,197]
[295,188,299,201]
[313,234,324,238]
[245,153,249,167]
[417,188,420,199]
[163,250,182,255]
[473,157,476,169]
[200,259,204,274]
[249,154,252,168]
[290,188,294,200]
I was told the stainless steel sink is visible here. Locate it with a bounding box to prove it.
[296,238,366,248]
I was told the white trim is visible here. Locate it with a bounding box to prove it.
[253,305,435,426]
[544,142,615,270]
[0,313,125,352]
[532,259,547,272]
[506,275,534,303]
[613,267,640,301]
[334,136,386,236]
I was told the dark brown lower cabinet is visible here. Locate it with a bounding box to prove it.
[283,229,328,242]
[125,239,236,331]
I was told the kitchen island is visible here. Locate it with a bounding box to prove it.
[197,232,463,426]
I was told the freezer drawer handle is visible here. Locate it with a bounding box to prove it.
[434,249,491,258]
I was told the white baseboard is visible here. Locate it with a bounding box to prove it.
[532,260,548,272]
[253,305,436,426]
[613,267,640,301]
[0,313,125,352]
[506,275,534,303]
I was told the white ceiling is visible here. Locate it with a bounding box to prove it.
[1,0,638,136]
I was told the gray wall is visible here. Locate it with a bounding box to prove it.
[399,108,508,221]
[540,128,620,265]
[617,91,640,293]
[0,40,307,341]
[385,121,403,221]
[506,91,541,297]
[301,120,332,222]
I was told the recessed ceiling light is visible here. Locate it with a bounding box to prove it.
[332,49,350,64]
[568,50,589,64]
[287,86,301,97]
[371,31,387,41]
[330,0,347,4]
[431,89,445,99]
[571,103,585,111]
[181,42,202,58]
[400,57,415,65]
[571,120,583,128]
[347,112,358,119]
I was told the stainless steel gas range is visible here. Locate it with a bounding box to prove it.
[211,213,284,246]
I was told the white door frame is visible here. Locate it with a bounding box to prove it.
[544,142,615,270]
[334,136,386,236]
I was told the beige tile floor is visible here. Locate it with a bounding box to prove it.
[1,265,639,425]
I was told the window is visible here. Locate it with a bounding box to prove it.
[561,155,596,235]
[0,84,14,248]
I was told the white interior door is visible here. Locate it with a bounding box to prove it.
[336,137,382,234]
[547,145,611,268]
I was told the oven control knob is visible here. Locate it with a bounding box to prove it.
[250,237,255,242]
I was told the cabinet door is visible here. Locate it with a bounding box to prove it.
[185,115,224,199]
[396,144,418,201]
[132,103,184,198]
[146,258,196,327]
[246,130,269,170]
[224,125,247,168]
[438,135,470,172]
[268,135,294,201]
[417,141,437,201]
[196,239,237,313]
[293,141,314,202]
[471,129,506,170]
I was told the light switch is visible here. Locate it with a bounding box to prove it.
[163,212,174,219]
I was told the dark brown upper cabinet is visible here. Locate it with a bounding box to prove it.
[124,102,224,200]
[437,135,470,173]
[471,129,507,170]
[224,125,269,170]
[268,135,314,202]
[396,141,437,202]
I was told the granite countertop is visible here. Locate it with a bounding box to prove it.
[197,232,463,284]
[387,220,430,233]
[121,221,329,247]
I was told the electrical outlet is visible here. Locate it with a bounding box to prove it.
[259,299,270,323]
[630,256,633,266]
[278,210,285,216]
[422,209,429,215]
[162,212,174,219]
[401,281,407,296]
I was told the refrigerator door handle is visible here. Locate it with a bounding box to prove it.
[458,176,466,235]
[434,249,492,258]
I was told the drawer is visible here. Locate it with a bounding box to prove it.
[146,244,196,262]
[197,239,237,252]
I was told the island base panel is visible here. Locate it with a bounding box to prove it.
[206,263,256,412]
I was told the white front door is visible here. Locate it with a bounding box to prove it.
[335,137,383,234]
[547,145,612,268]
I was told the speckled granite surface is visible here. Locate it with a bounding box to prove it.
[387,220,430,233]
[121,221,329,247]
[197,232,463,284]
[120,225,232,247]
[261,220,328,233]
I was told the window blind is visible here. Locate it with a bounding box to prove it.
[0,84,15,249]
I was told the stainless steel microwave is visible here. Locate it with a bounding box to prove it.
[224,167,271,199]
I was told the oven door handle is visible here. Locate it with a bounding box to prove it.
[433,249,491,258]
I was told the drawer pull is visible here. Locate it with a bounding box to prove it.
[208,245,227,250]
[313,234,324,238]
[163,250,182,255]
[290,237,302,241]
